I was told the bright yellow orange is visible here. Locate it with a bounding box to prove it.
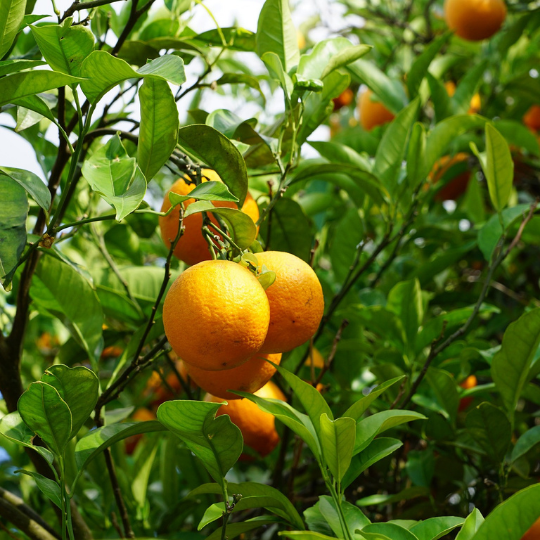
[522,517,540,540]
[163,260,270,371]
[255,251,324,354]
[297,31,306,50]
[458,375,477,412]
[159,169,259,266]
[187,352,281,400]
[429,153,471,201]
[208,380,286,457]
[444,0,506,41]
[305,347,325,370]
[444,81,481,114]
[358,89,395,131]
[524,105,540,132]
[333,88,354,111]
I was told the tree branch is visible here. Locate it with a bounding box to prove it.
[61,0,126,21]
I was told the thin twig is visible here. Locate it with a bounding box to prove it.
[314,319,349,387]
[61,0,126,21]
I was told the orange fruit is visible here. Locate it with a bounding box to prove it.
[159,169,259,266]
[333,88,354,111]
[125,408,156,454]
[444,0,506,41]
[522,517,540,540]
[458,374,477,412]
[163,260,270,371]
[429,153,471,201]
[255,251,324,354]
[207,380,286,457]
[524,105,540,132]
[444,81,481,114]
[358,89,395,131]
[305,347,325,370]
[187,352,282,400]
[100,345,123,359]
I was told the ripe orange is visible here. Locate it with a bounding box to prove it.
[163,260,270,371]
[207,380,286,457]
[125,408,156,454]
[524,106,540,132]
[187,352,281,400]
[444,0,506,41]
[305,347,325,370]
[444,81,481,114]
[358,89,395,131]
[159,169,260,266]
[429,153,471,201]
[522,517,540,540]
[255,251,324,354]
[458,374,477,412]
[333,88,354,111]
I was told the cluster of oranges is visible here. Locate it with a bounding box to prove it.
[154,173,325,457]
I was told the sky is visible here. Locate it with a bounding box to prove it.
[0,0,360,180]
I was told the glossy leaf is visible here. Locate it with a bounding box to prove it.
[0,0,26,58]
[177,124,248,206]
[0,166,50,212]
[16,470,62,508]
[387,278,423,347]
[256,0,299,73]
[342,438,402,489]
[410,516,464,540]
[81,134,147,220]
[455,509,484,540]
[0,70,82,107]
[0,176,27,287]
[18,382,72,456]
[157,400,243,487]
[511,425,540,463]
[362,523,418,540]
[31,254,103,362]
[138,77,179,181]
[465,403,511,463]
[168,180,239,206]
[31,18,94,76]
[319,414,356,482]
[41,365,98,440]
[491,308,540,420]
[471,484,540,540]
[261,51,293,99]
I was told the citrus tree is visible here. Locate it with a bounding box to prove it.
[1,0,540,539]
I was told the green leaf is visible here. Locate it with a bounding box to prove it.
[362,523,418,540]
[169,181,239,206]
[407,32,451,98]
[0,176,27,287]
[482,124,514,213]
[16,470,62,508]
[309,141,371,171]
[183,201,257,249]
[357,486,428,508]
[41,365,98,440]
[0,0,26,58]
[132,437,158,509]
[0,70,83,107]
[468,484,540,540]
[195,27,256,52]
[208,517,282,540]
[80,51,185,104]
[0,59,45,76]
[0,412,54,465]
[511,425,540,463]
[425,368,459,424]
[14,94,57,125]
[0,166,51,212]
[342,438,402,489]
[280,532,338,540]
[343,377,405,421]
[406,123,426,188]
[31,18,94,77]
[491,308,540,420]
[465,403,511,463]
[450,61,487,115]
[189,482,305,530]
[319,414,355,482]
[297,37,370,81]
[354,410,426,455]
[256,0,299,73]
[494,120,540,157]
[259,197,312,262]
[81,134,146,221]
[348,59,407,114]
[137,77,179,181]
[455,509,484,540]
[427,72,453,123]
[373,98,419,193]
[18,382,72,456]
[261,51,293,99]
[177,124,248,206]
[318,496,370,538]
[410,517,464,540]
[387,278,423,348]
[31,254,103,363]
[157,400,243,487]
[75,420,166,470]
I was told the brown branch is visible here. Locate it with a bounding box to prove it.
[313,319,349,387]
[61,0,126,21]
[111,0,156,56]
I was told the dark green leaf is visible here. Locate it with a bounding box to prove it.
[0,166,50,212]
[357,486,429,507]
[207,517,282,540]
[425,368,459,424]
[16,470,62,508]
[511,425,540,463]
[387,278,423,348]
